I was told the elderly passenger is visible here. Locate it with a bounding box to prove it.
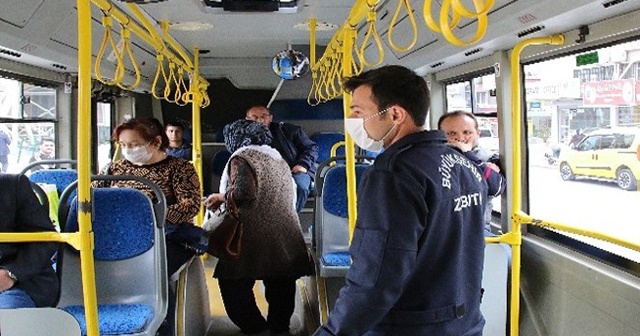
[204,119,312,334]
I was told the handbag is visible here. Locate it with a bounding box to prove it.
[165,223,209,256]
[204,185,243,260]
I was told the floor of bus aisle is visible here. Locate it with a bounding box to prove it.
[203,257,313,336]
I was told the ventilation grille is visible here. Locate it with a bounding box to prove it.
[465,48,483,57]
[430,62,444,68]
[51,63,67,70]
[517,25,545,38]
[602,0,628,8]
[0,48,22,58]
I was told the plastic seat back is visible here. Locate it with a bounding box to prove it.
[57,176,167,336]
[315,164,369,277]
[311,132,345,164]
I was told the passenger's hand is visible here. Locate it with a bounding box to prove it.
[204,193,224,210]
[0,269,16,291]
[448,139,474,152]
[292,164,307,174]
[486,162,501,173]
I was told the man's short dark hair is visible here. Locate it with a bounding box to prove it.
[165,120,185,131]
[437,110,479,130]
[343,65,430,126]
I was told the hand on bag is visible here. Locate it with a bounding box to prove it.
[204,193,224,210]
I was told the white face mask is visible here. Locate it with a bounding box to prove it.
[122,144,153,165]
[345,108,396,152]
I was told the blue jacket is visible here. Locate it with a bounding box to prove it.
[166,142,192,160]
[269,122,318,180]
[314,130,487,336]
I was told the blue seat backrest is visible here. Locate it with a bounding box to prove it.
[322,164,369,218]
[212,150,231,177]
[312,132,345,164]
[65,188,154,260]
[29,169,78,198]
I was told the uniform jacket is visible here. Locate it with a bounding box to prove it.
[0,174,59,307]
[269,122,319,180]
[315,131,487,336]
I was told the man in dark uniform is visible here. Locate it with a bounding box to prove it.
[245,105,318,212]
[0,174,59,308]
[313,65,488,336]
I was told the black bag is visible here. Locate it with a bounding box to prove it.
[165,223,208,256]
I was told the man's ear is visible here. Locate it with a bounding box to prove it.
[389,106,408,124]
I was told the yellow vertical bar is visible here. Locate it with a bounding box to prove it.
[508,34,564,336]
[76,1,99,336]
[192,49,205,226]
[342,27,357,243]
[309,18,317,68]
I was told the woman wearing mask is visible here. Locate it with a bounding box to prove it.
[204,119,312,335]
[93,117,201,336]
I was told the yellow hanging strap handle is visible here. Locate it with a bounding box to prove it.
[175,67,189,106]
[423,0,493,47]
[95,15,122,86]
[359,7,384,68]
[164,61,178,103]
[116,27,141,91]
[452,0,494,17]
[440,0,489,46]
[387,0,418,52]
[199,81,211,108]
[152,54,167,100]
[423,0,460,33]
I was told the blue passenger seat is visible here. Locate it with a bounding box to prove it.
[315,164,370,277]
[57,177,168,336]
[311,132,345,165]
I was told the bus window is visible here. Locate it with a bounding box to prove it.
[524,39,640,262]
[0,78,57,174]
[96,102,112,172]
[445,73,502,216]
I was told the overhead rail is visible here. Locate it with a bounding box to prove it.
[91,0,210,108]
[308,0,495,105]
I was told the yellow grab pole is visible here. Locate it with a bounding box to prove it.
[508,34,564,336]
[77,1,99,336]
[192,49,205,225]
[342,27,358,243]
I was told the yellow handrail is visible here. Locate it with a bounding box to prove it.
[116,28,142,90]
[358,7,384,68]
[506,34,565,336]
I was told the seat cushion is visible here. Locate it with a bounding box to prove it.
[63,304,154,335]
[322,251,351,266]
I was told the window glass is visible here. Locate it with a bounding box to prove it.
[96,102,112,172]
[446,73,502,216]
[524,39,640,262]
[0,78,57,174]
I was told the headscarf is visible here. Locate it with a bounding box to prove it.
[223,119,273,153]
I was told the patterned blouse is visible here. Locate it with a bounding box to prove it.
[93,156,201,224]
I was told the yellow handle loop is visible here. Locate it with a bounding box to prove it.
[164,61,178,103]
[152,54,165,100]
[359,8,384,67]
[116,28,141,91]
[387,0,418,52]
[423,0,460,33]
[451,0,494,17]
[95,16,121,86]
[440,0,488,46]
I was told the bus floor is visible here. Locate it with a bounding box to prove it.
[203,256,315,336]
